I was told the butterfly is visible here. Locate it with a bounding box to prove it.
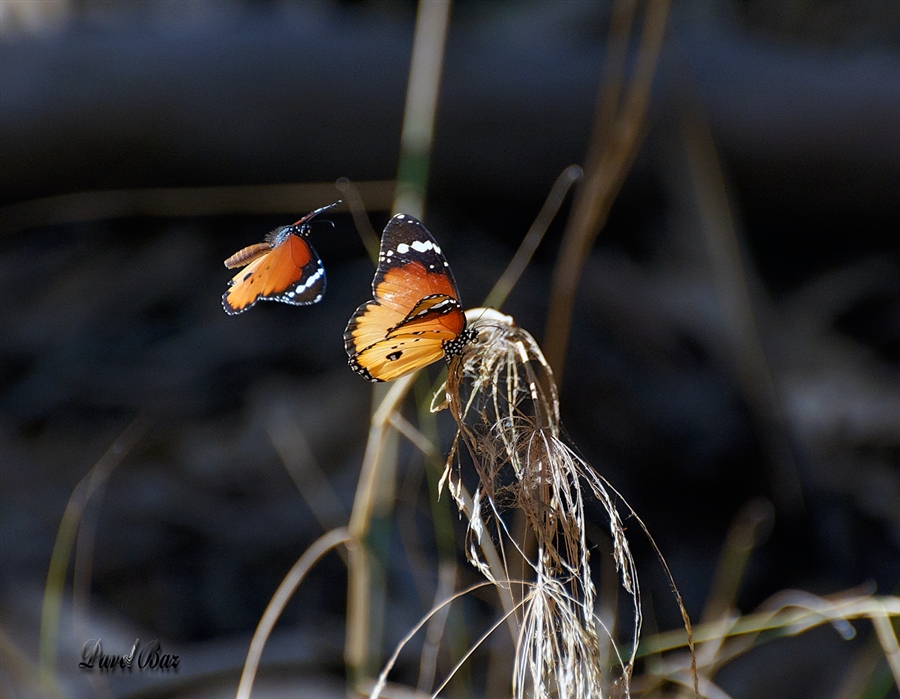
[345,213,475,382]
[221,201,339,315]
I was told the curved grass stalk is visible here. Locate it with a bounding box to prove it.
[483,164,583,311]
[367,580,504,699]
[636,588,900,694]
[236,527,353,699]
[39,416,149,694]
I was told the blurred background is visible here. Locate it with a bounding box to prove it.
[1,1,898,698]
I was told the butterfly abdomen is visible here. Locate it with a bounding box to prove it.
[224,242,272,269]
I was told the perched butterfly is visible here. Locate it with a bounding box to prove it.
[221,201,339,315]
[345,213,475,382]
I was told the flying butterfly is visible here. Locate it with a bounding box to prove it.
[345,213,474,382]
[221,201,340,315]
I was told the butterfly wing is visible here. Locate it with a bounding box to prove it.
[349,294,468,382]
[222,230,325,314]
[345,214,469,382]
[348,332,449,383]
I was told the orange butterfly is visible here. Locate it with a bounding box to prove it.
[345,213,474,382]
[222,202,339,315]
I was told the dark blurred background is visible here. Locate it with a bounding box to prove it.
[1,1,898,698]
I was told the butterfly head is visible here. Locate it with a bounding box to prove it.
[292,200,342,231]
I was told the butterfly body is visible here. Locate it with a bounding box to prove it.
[345,213,474,382]
[222,202,338,315]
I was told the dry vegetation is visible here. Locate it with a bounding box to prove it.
[3,1,897,698]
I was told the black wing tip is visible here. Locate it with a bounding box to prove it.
[388,211,427,223]
[388,212,419,223]
[384,212,429,236]
[222,292,252,315]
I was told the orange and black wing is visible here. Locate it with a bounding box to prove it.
[344,213,471,382]
[222,202,338,315]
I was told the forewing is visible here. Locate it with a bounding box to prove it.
[372,214,460,314]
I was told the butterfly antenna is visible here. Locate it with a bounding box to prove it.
[292,200,342,229]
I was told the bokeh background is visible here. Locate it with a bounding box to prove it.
[1,1,898,698]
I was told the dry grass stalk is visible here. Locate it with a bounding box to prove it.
[635,586,900,696]
[39,416,150,696]
[0,180,395,233]
[440,308,644,698]
[544,0,670,380]
[236,528,353,699]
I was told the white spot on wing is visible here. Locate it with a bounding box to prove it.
[410,240,438,253]
[396,243,410,254]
